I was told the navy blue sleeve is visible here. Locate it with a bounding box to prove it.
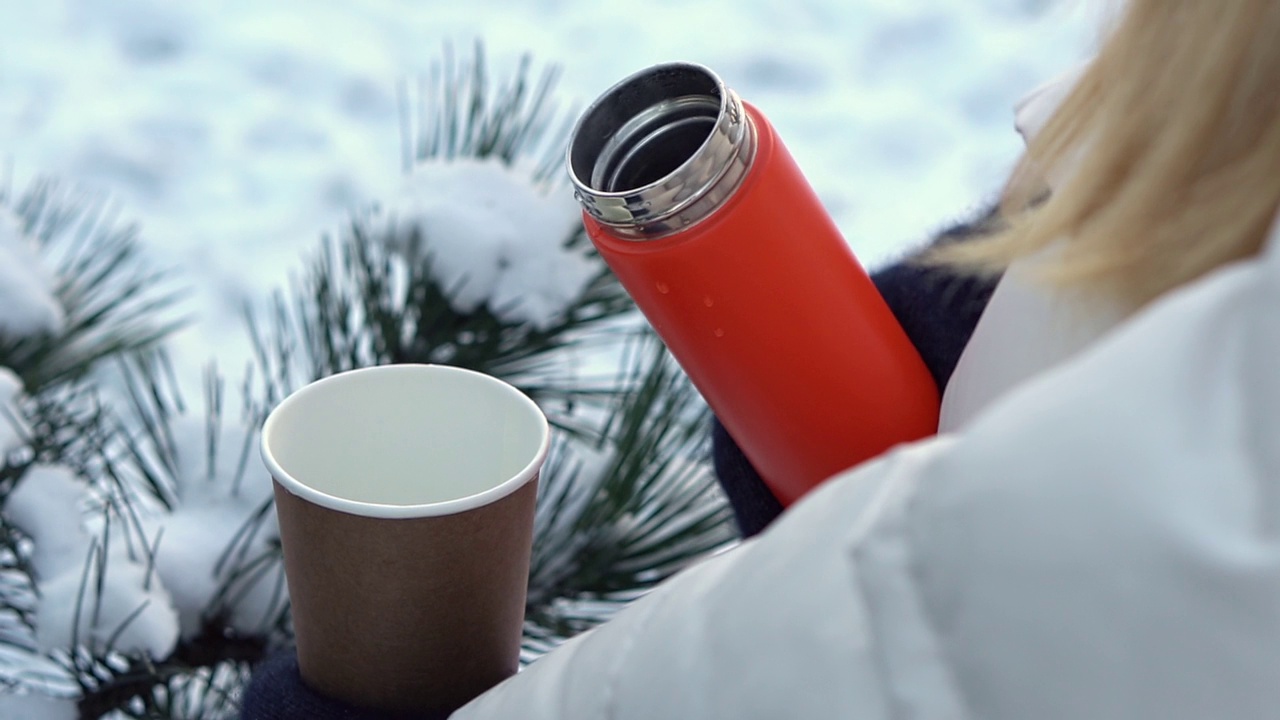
[239,651,454,720]
[713,207,1003,537]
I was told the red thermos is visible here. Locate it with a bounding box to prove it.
[567,63,938,506]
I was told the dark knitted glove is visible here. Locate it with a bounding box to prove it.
[869,210,1004,391]
[713,207,1003,537]
[239,650,456,720]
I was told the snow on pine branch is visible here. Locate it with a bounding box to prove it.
[114,358,286,642]
[0,208,64,340]
[372,157,596,330]
[0,358,283,713]
[3,465,180,660]
[143,414,284,641]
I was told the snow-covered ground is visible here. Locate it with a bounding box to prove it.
[0,0,1098,388]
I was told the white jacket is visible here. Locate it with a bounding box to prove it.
[456,77,1280,719]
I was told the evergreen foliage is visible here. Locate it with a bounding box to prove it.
[0,180,182,393]
[0,46,736,718]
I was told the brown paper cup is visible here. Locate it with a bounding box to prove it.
[260,364,549,715]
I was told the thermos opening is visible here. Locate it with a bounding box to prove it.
[593,97,719,193]
[568,63,756,239]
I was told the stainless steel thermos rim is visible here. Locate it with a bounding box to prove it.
[567,62,757,240]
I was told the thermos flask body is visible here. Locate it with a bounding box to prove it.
[568,63,938,506]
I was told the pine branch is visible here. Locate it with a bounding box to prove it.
[249,44,635,432]
[0,349,290,718]
[523,331,736,655]
[0,179,185,393]
[248,221,634,432]
[402,41,571,183]
[0,381,123,675]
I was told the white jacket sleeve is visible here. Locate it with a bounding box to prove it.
[457,435,967,720]
[458,235,1280,719]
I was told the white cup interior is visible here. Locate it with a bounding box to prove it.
[261,365,548,517]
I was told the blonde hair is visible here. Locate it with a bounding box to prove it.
[933,0,1280,311]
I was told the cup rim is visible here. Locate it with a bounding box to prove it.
[261,364,550,519]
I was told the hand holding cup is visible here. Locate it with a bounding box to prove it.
[261,364,549,715]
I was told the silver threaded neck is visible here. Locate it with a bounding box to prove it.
[567,63,756,240]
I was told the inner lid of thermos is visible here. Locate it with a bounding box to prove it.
[567,63,756,239]
[593,96,721,193]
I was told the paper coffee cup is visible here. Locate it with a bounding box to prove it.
[261,364,549,715]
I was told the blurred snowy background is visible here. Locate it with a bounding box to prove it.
[0,0,1098,385]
